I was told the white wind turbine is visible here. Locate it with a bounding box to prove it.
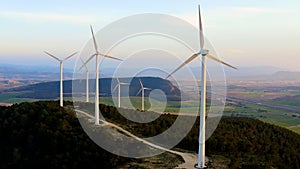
[79,57,90,102]
[166,5,237,169]
[79,25,122,125]
[113,78,129,108]
[44,51,77,107]
[136,78,151,112]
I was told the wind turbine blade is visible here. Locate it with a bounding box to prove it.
[144,88,151,90]
[206,54,238,70]
[116,77,120,84]
[78,54,96,71]
[90,25,99,52]
[100,53,123,61]
[113,84,118,92]
[136,89,142,96]
[79,57,88,70]
[44,51,61,62]
[139,79,144,88]
[62,52,78,61]
[198,5,204,49]
[165,53,200,79]
[78,71,87,83]
[79,57,85,64]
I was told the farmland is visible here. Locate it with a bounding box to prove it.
[1,79,299,134]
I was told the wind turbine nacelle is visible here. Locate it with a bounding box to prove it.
[200,49,209,56]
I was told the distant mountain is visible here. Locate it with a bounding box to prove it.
[5,77,182,101]
[270,71,300,80]
[184,66,287,80]
[0,64,74,90]
[0,64,289,80]
[1,64,298,88]
[229,70,300,81]
[0,63,75,73]
[0,64,73,81]
[224,66,287,77]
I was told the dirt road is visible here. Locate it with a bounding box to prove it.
[76,109,199,169]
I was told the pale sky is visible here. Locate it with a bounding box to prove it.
[0,0,299,71]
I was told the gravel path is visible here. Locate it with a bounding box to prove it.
[76,109,199,169]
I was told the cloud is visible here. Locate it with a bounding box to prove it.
[0,11,95,24]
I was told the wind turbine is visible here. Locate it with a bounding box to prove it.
[136,78,151,112]
[166,5,237,169]
[44,51,77,107]
[79,57,90,102]
[113,78,129,108]
[79,25,122,125]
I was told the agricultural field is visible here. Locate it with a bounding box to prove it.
[224,103,300,134]
[1,81,300,134]
[74,94,300,134]
[224,84,300,134]
[0,92,37,103]
[69,96,200,114]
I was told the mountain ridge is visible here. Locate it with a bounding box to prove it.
[4,77,182,101]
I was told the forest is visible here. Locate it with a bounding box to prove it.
[0,101,129,169]
[90,102,300,169]
[1,101,300,169]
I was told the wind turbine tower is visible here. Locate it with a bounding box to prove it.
[45,51,77,107]
[113,78,128,108]
[80,25,122,125]
[80,57,91,102]
[166,5,237,168]
[136,79,151,111]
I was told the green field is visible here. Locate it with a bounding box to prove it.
[0,92,37,103]
[1,92,300,134]
[269,99,300,109]
[224,103,300,134]
[68,96,200,114]
[290,126,300,134]
[73,96,300,134]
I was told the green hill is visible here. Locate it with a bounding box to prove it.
[5,77,181,101]
[0,101,129,169]
[81,102,300,169]
[1,101,300,169]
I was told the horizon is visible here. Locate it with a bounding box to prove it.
[1,63,299,83]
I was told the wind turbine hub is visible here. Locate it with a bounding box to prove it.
[200,49,209,56]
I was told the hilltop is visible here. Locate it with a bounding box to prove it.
[4,77,182,101]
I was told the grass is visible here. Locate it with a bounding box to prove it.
[0,92,37,103]
[69,96,200,114]
[3,93,300,135]
[245,104,300,125]
[270,99,300,108]
[290,126,300,134]
[224,102,300,134]
[0,93,21,101]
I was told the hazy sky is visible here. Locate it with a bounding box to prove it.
[0,0,299,71]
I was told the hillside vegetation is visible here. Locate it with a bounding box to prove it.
[0,101,129,169]
[1,101,300,169]
[5,77,181,101]
[93,103,300,169]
